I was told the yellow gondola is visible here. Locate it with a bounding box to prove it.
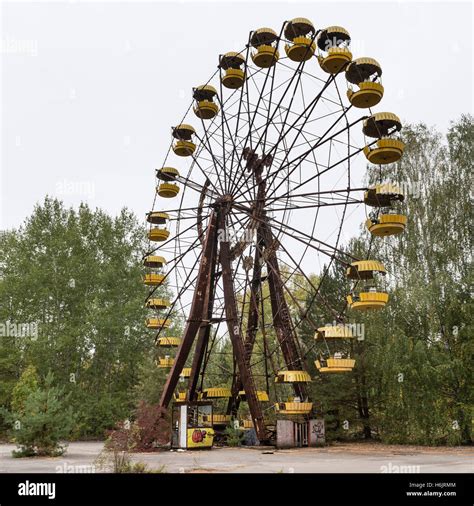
[147,227,170,242]
[193,85,219,120]
[174,391,186,402]
[364,183,407,236]
[143,273,165,286]
[220,52,246,89]
[146,298,170,310]
[363,112,405,164]
[238,390,269,402]
[157,182,180,198]
[172,124,196,157]
[315,326,355,373]
[200,387,232,399]
[146,211,169,225]
[317,26,352,74]
[275,401,313,415]
[346,57,384,108]
[180,367,191,378]
[275,370,312,383]
[143,255,166,269]
[210,414,231,425]
[346,260,388,310]
[315,358,355,373]
[157,356,174,369]
[156,336,181,347]
[315,325,354,339]
[346,260,387,280]
[347,291,389,310]
[364,183,404,207]
[364,139,405,164]
[284,17,316,62]
[146,318,171,329]
[366,213,407,236]
[250,28,280,68]
[348,82,384,108]
[156,167,179,181]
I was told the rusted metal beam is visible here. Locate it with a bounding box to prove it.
[188,236,218,401]
[158,212,217,409]
[227,229,263,416]
[260,221,308,401]
[218,207,267,441]
[227,150,270,415]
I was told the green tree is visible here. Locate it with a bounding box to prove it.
[0,197,168,438]
[2,370,75,456]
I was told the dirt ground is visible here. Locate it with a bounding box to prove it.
[0,441,472,473]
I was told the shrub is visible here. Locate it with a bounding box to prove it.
[224,423,244,447]
[1,370,75,457]
[106,401,170,452]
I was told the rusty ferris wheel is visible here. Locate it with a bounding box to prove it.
[143,18,407,445]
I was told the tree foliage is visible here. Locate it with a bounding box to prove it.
[1,369,75,456]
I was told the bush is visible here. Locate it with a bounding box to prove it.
[1,370,75,457]
[106,401,170,452]
[224,423,244,447]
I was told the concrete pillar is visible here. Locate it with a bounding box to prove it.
[276,419,296,448]
[308,418,325,446]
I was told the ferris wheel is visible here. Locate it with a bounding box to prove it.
[143,18,407,442]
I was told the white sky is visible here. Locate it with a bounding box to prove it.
[1,0,472,235]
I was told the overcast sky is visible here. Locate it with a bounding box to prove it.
[1,0,472,233]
